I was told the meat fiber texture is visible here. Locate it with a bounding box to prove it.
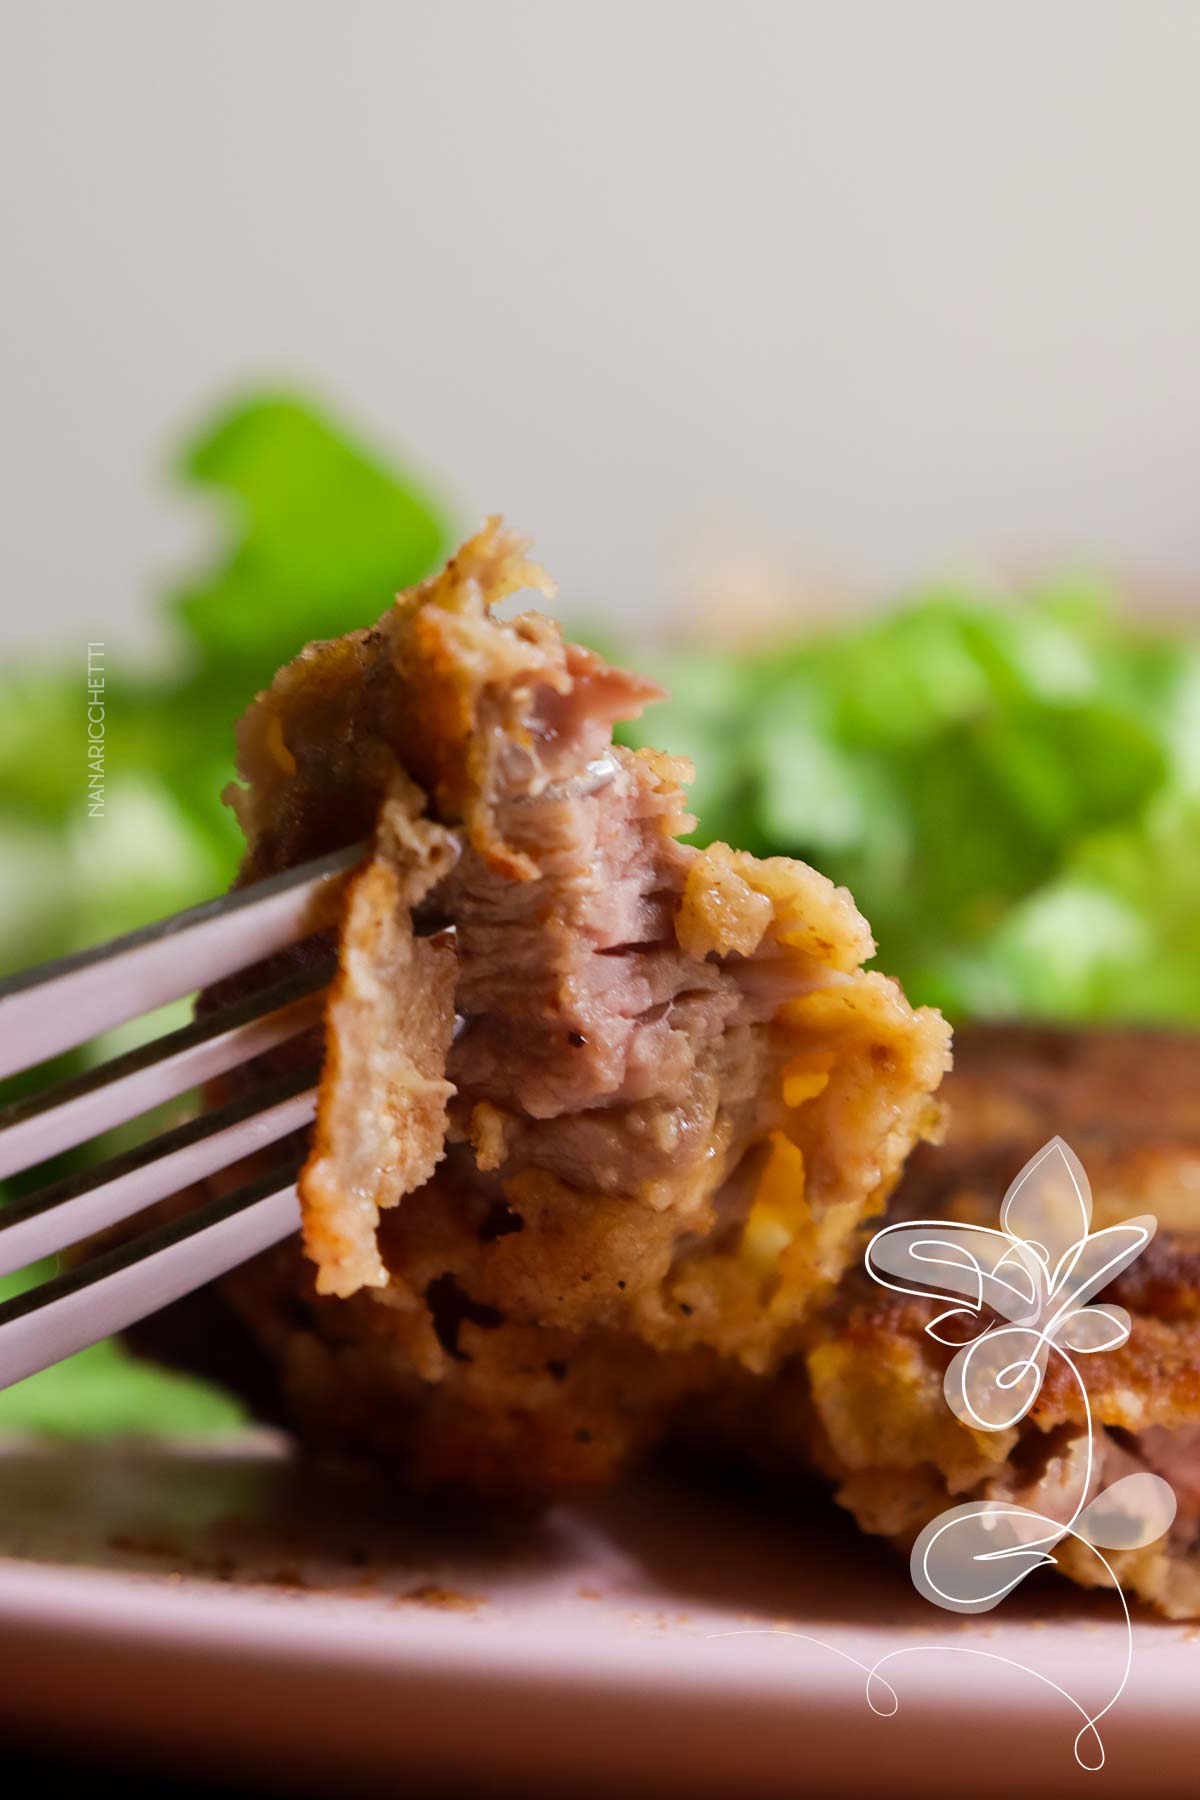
[183,521,950,1496]
[724,1026,1200,1617]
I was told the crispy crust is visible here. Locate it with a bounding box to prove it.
[228,518,660,884]
[749,1025,1200,1617]
[301,778,459,1295]
[150,522,950,1496]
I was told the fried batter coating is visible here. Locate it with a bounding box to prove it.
[159,521,949,1495]
[301,778,459,1294]
[731,1025,1200,1618]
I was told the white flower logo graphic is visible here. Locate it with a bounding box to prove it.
[716,1137,1176,1773]
[865,1136,1176,1765]
[867,1136,1154,1438]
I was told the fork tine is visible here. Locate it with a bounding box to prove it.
[0,960,332,1182]
[0,1159,304,1390]
[0,841,362,1082]
[0,1067,317,1279]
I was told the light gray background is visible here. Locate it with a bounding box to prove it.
[3,0,1199,660]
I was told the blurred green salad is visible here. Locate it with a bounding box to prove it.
[617,580,1200,1026]
[2,387,1198,1436]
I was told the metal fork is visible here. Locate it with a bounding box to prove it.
[0,844,363,1391]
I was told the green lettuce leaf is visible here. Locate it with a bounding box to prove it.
[617,582,1200,1024]
[175,393,450,694]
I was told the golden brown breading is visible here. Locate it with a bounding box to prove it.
[152,521,949,1496]
[737,1025,1200,1618]
[300,778,459,1295]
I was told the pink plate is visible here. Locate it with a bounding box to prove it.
[0,1432,1195,1794]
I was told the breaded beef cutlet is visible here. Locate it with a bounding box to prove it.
[141,520,950,1494]
[721,1025,1200,1617]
